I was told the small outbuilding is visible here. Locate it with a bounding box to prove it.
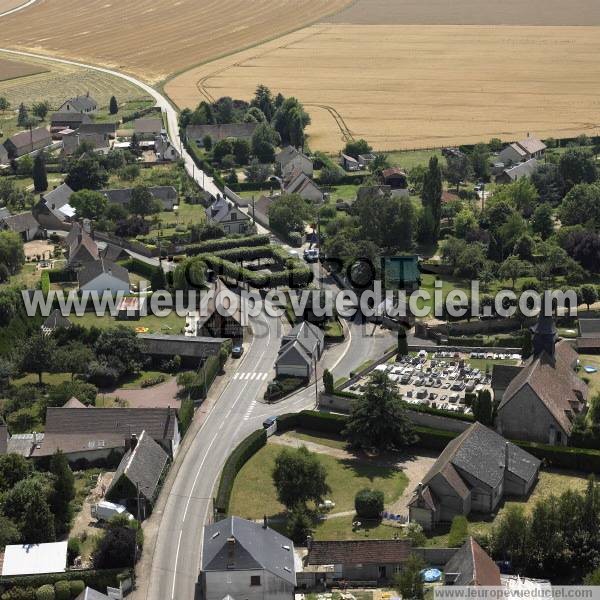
[1,541,68,576]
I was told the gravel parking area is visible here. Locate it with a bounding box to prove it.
[346,350,521,414]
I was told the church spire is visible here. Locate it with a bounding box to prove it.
[531,292,557,359]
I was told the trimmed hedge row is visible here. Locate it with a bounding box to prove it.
[186,234,270,257]
[47,269,77,283]
[0,569,128,596]
[214,429,267,516]
[121,257,161,280]
[447,335,524,348]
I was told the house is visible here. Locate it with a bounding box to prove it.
[276,321,324,379]
[276,146,313,179]
[78,258,130,295]
[50,112,92,134]
[577,318,600,354]
[139,333,227,368]
[381,167,409,195]
[408,422,540,530]
[187,123,258,145]
[497,310,588,445]
[106,431,169,518]
[67,223,100,267]
[340,153,360,171]
[0,211,40,241]
[101,186,177,211]
[78,122,118,139]
[134,117,163,140]
[32,405,180,460]
[358,153,376,167]
[444,538,501,586]
[3,127,51,158]
[102,242,129,263]
[496,158,538,184]
[498,136,546,167]
[304,538,411,584]
[198,280,245,340]
[58,94,98,114]
[63,131,111,156]
[199,516,296,600]
[41,309,72,334]
[155,134,179,161]
[284,172,324,203]
[1,541,68,576]
[33,183,76,229]
[205,194,250,234]
[0,144,8,165]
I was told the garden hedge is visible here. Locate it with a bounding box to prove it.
[214,429,267,516]
[121,258,162,280]
[0,570,128,597]
[47,269,77,283]
[185,234,270,256]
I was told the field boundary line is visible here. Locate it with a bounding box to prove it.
[0,0,38,18]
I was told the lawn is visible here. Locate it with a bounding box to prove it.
[468,358,518,373]
[69,311,185,335]
[579,354,600,396]
[94,99,154,123]
[117,369,169,389]
[311,515,402,541]
[385,149,443,171]
[11,372,72,387]
[228,441,408,522]
[424,469,590,547]
[285,429,348,451]
[0,263,41,290]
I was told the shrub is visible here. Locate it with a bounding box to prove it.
[288,231,302,247]
[354,489,384,519]
[140,374,166,387]
[34,586,54,600]
[67,538,80,564]
[40,272,50,295]
[1,588,36,600]
[68,581,85,598]
[52,582,69,600]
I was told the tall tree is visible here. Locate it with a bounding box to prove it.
[272,446,330,509]
[130,132,142,157]
[343,371,416,451]
[109,95,119,115]
[32,151,48,192]
[31,100,51,121]
[49,450,75,534]
[251,84,275,122]
[272,97,310,147]
[65,156,109,191]
[16,331,55,385]
[421,156,443,240]
[129,185,160,217]
[559,149,598,191]
[0,97,9,112]
[445,152,471,193]
[394,554,425,600]
[0,231,25,275]
[17,103,29,127]
[69,189,108,220]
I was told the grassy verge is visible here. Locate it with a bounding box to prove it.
[69,311,185,334]
[579,354,600,396]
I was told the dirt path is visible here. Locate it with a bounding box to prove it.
[269,434,438,517]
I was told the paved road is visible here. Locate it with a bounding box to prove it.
[0,0,38,18]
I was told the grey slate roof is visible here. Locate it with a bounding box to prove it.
[101,186,177,209]
[202,517,296,586]
[43,183,74,208]
[0,211,39,233]
[42,309,72,331]
[78,258,130,286]
[284,321,324,357]
[134,118,163,134]
[139,334,226,358]
[60,95,97,113]
[107,430,168,501]
[491,364,523,391]
[77,123,117,137]
[445,538,501,586]
[500,158,538,181]
[101,243,129,262]
[75,587,109,600]
[51,112,92,126]
[6,127,51,150]
[422,422,541,492]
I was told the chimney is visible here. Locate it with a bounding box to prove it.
[263,515,268,530]
[504,441,510,471]
[227,537,236,559]
[306,535,312,551]
[130,433,138,451]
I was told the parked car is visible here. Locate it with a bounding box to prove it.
[232,345,244,358]
[92,501,134,523]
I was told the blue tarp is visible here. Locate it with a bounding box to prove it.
[584,366,598,374]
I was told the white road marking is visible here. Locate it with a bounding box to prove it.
[171,529,183,600]
[233,372,239,380]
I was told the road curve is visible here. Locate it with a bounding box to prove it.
[0,47,221,200]
[0,0,38,18]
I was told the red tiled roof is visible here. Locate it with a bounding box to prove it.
[471,538,501,586]
[307,539,411,565]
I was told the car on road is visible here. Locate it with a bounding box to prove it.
[304,248,319,262]
[232,345,244,358]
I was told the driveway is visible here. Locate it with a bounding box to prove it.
[111,376,180,408]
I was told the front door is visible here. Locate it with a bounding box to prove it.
[378,566,387,580]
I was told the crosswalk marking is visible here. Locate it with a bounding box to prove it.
[232,371,269,381]
[243,400,258,421]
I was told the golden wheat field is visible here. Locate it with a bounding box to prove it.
[166,24,600,152]
[0,52,150,109]
[0,57,48,82]
[0,0,29,14]
[0,0,352,83]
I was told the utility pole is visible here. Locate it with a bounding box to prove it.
[313,353,319,409]
[251,195,256,223]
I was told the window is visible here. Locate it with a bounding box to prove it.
[230,212,237,221]
[250,576,261,587]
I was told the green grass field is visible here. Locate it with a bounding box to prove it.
[228,441,408,522]
[385,148,443,171]
[579,354,600,396]
[69,311,185,335]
